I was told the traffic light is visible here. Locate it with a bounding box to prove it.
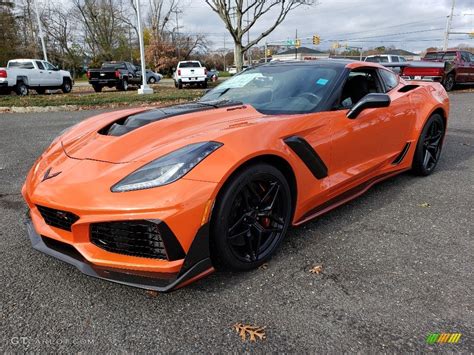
[312,35,320,45]
[266,48,272,56]
[295,39,301,48]
[332,42,340,49]
[470,31,474,38]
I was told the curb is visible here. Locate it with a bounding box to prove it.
[0,105,79,114]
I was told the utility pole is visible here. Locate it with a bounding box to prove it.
[443,0,456,50]
[223,35,226,71]
[136,0,152,94]
[295,29,298,60]
[33,0,48,62]
[172,9,183,60]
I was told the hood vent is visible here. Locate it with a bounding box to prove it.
[101,103,215,137]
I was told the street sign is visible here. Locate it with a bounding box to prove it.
[286,39,295,45]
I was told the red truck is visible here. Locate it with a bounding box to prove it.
[401,50,474,91]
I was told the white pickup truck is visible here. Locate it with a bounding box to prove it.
[173,61,207,89]
[0,59,73,96]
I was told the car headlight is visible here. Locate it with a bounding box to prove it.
[111,141,223,192]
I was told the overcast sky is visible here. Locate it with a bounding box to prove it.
[177,0,474,53]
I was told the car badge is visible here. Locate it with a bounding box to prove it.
[42,167,61,182]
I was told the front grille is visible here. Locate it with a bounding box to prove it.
[37,205,79,231]
[90,220,168,260]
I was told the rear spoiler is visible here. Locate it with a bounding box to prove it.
[381,61,453,78]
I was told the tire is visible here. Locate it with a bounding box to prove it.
[117,79,128,91]
[412,114,445,176]
[211,163,292,271]
[92,85,102,93]
[15,82,28,96]
[202,80,208,89]
[443,73,455,91]
[36,88,46,95]
[177,80,183,89]
[61,79,72,94]
[174,80,178,88]
[148,77,156,84]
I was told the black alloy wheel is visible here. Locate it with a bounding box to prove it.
[212,163,292,270]
[412,114,445,176]
[443,73,455,91]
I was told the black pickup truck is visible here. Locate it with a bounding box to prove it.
[87,61,141,92]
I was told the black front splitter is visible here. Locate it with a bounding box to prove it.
[26,220,213,292]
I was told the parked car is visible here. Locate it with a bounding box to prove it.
[173,61,207,89]
[207,69,219,82]
[365,54,407,63]
[0,59,73,96]
[227,66,248,75]
[400,50,474,91]
[23,60,449,291]
[135,67,163,84]
[87,61,141,92]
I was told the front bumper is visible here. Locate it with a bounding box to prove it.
[26,218,214,292]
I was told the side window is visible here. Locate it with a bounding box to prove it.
[36,61,44,70]
[379,69,399,92]
[470,53,474,62]
[340,69,384,108]
[44,62,56,70]
[461,52,469,62]
[392,56,399,62]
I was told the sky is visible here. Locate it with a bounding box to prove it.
[177,0,474,53]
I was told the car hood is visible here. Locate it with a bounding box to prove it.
[60,103,265,164]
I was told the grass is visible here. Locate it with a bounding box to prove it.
[0,86,204,108]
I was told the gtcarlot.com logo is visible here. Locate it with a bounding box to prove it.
[426,333,462,344]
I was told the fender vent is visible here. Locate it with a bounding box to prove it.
[392,142,411,165]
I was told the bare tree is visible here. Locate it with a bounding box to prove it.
[205,0,317,71]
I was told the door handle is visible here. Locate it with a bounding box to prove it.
[39,71,43,73]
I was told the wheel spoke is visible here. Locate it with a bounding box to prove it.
[228,215,245,234]
[259,183,280,210]
[228,227,250,240]
[423,149,434,167]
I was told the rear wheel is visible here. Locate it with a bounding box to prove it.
[412,114,445,176]
[61,79,72,93]
[211,163,292,270]
[177,80,183,89]
[92,84,102,93]
[117,79,128,91]
[15,82,28,96]
[148,77,156,84]
[443,73,455,91]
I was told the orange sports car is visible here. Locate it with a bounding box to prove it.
[22,60,449,291]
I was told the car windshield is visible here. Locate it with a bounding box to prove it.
[199,64,340,114]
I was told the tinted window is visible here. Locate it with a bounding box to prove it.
[9,61,34,69]
[379,69,399,92]
[442,52,457,61]
[35,61,45,70]
[392,56,399,62]
[399,57,407,62]
[461,52,470,62]
[201,65,341,114]
[179,62,201,68]
[102,62,126,70]
[424,52,442,60]
[470,53,474,62]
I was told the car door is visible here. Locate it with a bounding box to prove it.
[328,68,395,197]
[467,52,474,82]
[34,61,47,86]
[43,61,61,86]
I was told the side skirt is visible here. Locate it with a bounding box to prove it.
[294,169,409,226]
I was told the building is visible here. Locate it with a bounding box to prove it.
[376,49,421,61]
[271,46,330,61]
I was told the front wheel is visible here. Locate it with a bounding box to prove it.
[148,77,156,84]
[412,114,445,176]
[117,79,128,91]
[211,163,292,270]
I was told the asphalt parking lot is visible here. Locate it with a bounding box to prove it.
[0,93,472,352]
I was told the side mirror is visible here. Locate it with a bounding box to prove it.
[172,67,176,72]
[347,93,391,119]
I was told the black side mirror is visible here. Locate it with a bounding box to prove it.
[347,93,391,119]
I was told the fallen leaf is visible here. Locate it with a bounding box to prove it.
[419,202,431,208]
[145,290,159,298]
[309,265,323,274]
[233,323,266,342]
[259,263,269,270]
